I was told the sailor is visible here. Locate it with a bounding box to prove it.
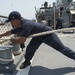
[69,20,75,27]
[0,11,75,69]
[47,19,51,26]
[56,17,62,29]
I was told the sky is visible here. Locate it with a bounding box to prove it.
[0,0,75,19]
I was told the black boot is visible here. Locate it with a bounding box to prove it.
[20,60,31,69]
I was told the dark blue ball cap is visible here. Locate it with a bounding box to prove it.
[5,11,21,22]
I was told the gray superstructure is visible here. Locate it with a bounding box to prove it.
[35,0,75,28]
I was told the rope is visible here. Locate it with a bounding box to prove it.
[29,27,75,38]
[0,27,75,40]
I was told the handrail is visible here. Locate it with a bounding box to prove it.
[0,15,8,18]
[0,23,4,25]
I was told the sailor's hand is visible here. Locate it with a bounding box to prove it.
[10,37,21,44]
[10,37,27,44]
[10,38,16,44]
[0,35,2,38]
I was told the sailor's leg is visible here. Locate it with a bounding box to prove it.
[25,38,42,61]
[20,43,25,51]
[20,38,42,69]
[43,33,75,60]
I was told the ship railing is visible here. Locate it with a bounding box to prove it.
[0,15,8,25]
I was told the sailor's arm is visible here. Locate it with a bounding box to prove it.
[0,31,12,38]
[10,37,27,44]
